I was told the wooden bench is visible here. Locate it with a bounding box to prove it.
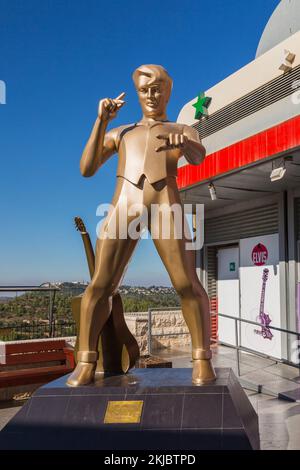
[0,339,75,388]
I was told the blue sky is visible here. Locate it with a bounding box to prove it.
[0,0,279,286]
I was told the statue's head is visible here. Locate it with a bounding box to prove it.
[132,64,173,118]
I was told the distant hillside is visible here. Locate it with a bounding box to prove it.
[0,283,180,324]
[119,285,179,312]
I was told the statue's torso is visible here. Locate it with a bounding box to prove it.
[115,121,185,185]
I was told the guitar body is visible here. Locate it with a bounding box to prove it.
[71,292,140,373]
[256,311,273,340]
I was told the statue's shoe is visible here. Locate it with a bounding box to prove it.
[66,361,96,387]
[192,359,217,385]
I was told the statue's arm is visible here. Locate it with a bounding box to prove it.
[80,119,118,177]
[182,125,206,165]
[80,93,125,177]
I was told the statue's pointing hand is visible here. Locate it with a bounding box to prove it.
[155,133,188,152]
[98,92,126,122]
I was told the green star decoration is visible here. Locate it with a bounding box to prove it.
[192,92,212,119]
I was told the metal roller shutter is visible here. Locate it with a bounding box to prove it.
[205,203,278,244]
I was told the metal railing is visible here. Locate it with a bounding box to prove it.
[0,285,79,340]
[147,307,300,376]
[216,313,300,374]
[0,321,76,341]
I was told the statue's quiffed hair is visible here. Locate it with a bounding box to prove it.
[132,64,173,99]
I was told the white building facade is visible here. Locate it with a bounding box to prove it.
[177,0,300,363]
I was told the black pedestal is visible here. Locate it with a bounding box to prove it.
[0,368,259,450]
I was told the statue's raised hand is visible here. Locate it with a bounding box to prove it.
[98,92,126,122]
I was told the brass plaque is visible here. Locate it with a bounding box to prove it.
[104,400,143,424]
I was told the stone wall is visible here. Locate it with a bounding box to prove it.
[125,312,149,356]
[125,310,191,356]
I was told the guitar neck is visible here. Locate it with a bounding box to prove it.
[259,284,266,315]
[259,271,269,315]
[81,232,95,280]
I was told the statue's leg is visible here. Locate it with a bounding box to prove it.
[67,178,140,386]
[149,178,216,384]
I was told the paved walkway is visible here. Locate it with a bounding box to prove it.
[0,402,22,433]
[1,344,300,450]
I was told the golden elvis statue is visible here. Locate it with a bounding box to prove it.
[67,65,216,386]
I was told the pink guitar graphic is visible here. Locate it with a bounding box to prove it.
[254,268,273,340]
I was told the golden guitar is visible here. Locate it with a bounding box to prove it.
[72,216,140,373]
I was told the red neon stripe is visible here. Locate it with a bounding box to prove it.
[178,115,300,189]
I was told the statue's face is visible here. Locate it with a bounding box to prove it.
[136,75,169,118]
